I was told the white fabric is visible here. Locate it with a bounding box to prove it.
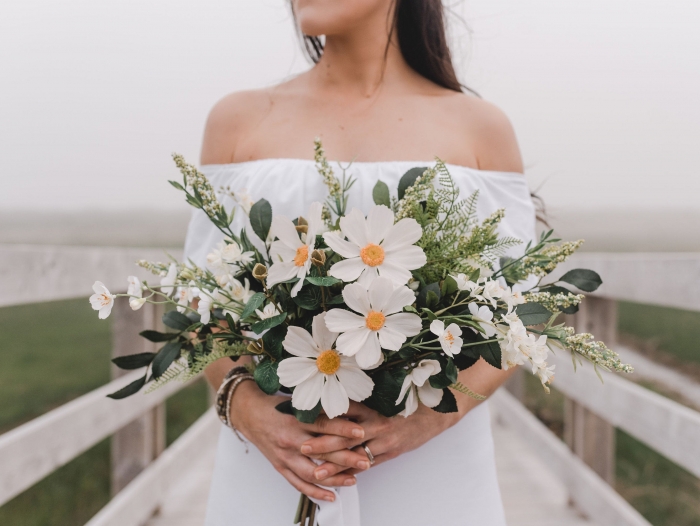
[183,158,536,526]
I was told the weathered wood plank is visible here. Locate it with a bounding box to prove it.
[0,244,182,307]
[491,390,651,526]
[550,352,700,479]
[86,409,219,526]
[0,370,190,506]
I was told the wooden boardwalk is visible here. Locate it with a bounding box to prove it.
[145,406,595,526]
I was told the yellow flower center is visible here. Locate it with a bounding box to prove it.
[316,350,341,375]
[294,245,309,267]
[443,331,455,345]
[365,310,386,331]
[360,243,385,267]
[98,293,111,306]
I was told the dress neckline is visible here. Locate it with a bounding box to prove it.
[200,157,524,179]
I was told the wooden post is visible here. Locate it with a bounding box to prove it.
[564,296,617,485]
[111,300,166,495]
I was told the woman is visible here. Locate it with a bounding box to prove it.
[186,0,535,524]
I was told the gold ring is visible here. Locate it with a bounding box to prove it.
[362,443,375,465]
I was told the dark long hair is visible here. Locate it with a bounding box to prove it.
[294,0,464,93]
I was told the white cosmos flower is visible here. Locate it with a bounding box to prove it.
[323,205,426,288]
[396,359,444,417]
[126,276,146,311]
[468,303,497,337]
[429,320,463,357]
[266,202,323,297]
[256,303,280,320]
[501,285,526,313]
[277,313,374,419]
[160,264,177,296]
[324,277,421,369]
[90,281,115,319]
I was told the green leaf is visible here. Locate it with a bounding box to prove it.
[327,295,345,305]
[168,180,185,191]
[107,374,147,399]
[293,287,322,311]
[398,167,428,200]
[241,292,266,320]
[559,268,602,292]
[275,400,322,424]
[151,341,183,378]
[139,330,178,342]
[515,303,553,326]
[452,352,479,371]
[305,276,341,287]
[372,180,391,207]
[432,389,458,413]
[162,311,191,331]
[251,312,287,334]
[249,199,273,242]
[111,352,156,370]
[421,308,437,321]
[478,341,502,369]
[254,359,280,394]
[441,275,459,296]
[262,324,287,361]
[417,282,441,309]
[429,359,458,389]
[364,370,404,417]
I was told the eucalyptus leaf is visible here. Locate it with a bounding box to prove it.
[107,374,147,399]
[251,312,287,334]
[398,167,428,200]
[111,352,156,370]
[241,292,266,320]
[162,310,191,331]
[515,303,553,326]
[151,341,183,378]
[372,180,391,207]
[139,330,178,342]
[559,268,602,292]
[249,198,273,242]
[254,359,280,395]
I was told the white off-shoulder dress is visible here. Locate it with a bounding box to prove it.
[183,159,536,526]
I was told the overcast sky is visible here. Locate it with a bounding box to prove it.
[1,0,699,217]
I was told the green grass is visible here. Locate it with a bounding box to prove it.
[0,298,209,525]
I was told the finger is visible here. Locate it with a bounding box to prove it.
[280,468,336,502]
[301,434,363,455]
[290,456,357,488]
[307,449,372,474]
[344,401,377,419]
[300,415,366,440]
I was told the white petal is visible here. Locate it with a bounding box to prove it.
[267,261,299,287]
[323,232,361,258]
[98,303,113,319]
[430,319,445,336]
[468,302,479,316]
[325,309,366,333]
[410,360,440,386]
[283,326,320,358]
[342,283,371,315]
[355,333,383,369]
[335,327,370,356]
[321,375,350,418]
[356,266,379,288]
[312,312,338,351]
[292,373,324,411]
[270,240,296,262]
[417,383,444,408]
[339,208,368,248]
[290,270,306,297]
[305,202,324,239]
[377,326,407,351]
[92,281,107,295]
[278,357,319,387]
[336,366,374,402]
[376,261,412,286]
[385,245,427,270]
[382,284,416,315]
[271,216,303,249]
[400,386,418,417]
[368,276,394,313]
[365,205,395,244]
[381,218,422,251]
[396,375,413,404]
[328,258,367,283]
[383,313,422,337]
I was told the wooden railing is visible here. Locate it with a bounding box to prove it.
[1,245,699,526]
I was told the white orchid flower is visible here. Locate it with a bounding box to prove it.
[160,264,177,296]
[323,205,426,287]
[429,320,463,357]
[229,277,253,304]
[499,318,529,370]
[536,363,556,389]
[266,202,323,297]
[501,284,526,313]
[325,277,421,369]
[89,281,115,319]
[207,240,254,276]
[175,284,198,313]
[256,303,280,320]
[468,303,497,337]
[277,313,374,419]
[396,359,444,417]
[481,279,505,308]
[126,276,146,311]
[453,273,483,298]
[197,288,224,324]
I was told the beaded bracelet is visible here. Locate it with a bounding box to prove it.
[216,366,254,445]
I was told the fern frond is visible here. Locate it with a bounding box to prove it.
[449,381,487,401]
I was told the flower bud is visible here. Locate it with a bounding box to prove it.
[252,263,268,281]
[247,341,264,354]
[295,216,309,234]
[180,268,195,281]
[311,249,326,267]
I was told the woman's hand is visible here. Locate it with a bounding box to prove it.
[301,401,459,480]
[231,380,371,502]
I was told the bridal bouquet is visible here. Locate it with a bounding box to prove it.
[90,140,632,522]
